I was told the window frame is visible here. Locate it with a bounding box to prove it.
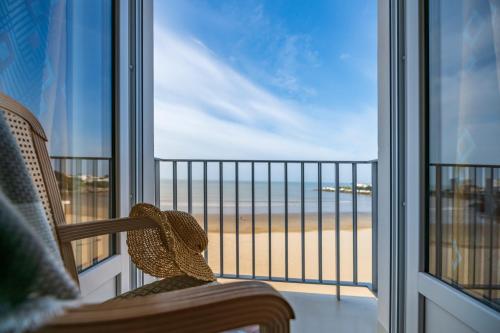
[422,0,500,313]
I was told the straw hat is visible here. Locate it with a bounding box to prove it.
[126,203,215,282]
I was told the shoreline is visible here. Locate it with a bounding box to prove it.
[192,212,373,233]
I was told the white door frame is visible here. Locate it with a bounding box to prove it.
[79,0,156,299]
[78,0,132,300]
[128,0,156,289]
[376,0,408,331]
[376,1,391,332]
[117,0,132,295]
[405,0,500,332]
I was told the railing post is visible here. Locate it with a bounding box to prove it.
[335,163,341,300]
[203,161,208,260]
[154,159,160,208]
[172,161,177,210]
[235,162,240,278]
[471,167,477,286]
[284,162,289,281]
[486,167,494,301]
[75,159,82,270]
[219,161,224,276]
[108,158,115,256]
[268,162,272,280]
[371,161,378,293]
[466,167,473,286]
[352,163,358,285]
[318,162,323,283]
[451,166,459,284]
[435,165,442,278]
[92,159,98,264]
[187,161,192,214]
[301,162,306,282]
[251,162,256,278]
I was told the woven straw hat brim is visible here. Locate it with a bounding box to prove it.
[127,203,215,282]
[164,210,208,252]
[171,241,214,281]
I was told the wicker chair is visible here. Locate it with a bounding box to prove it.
[0,93,294,333]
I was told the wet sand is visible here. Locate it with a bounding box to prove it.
[194,212,373,233]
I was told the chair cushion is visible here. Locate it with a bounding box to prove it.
[108,277,259,333]
[107,275,216,301]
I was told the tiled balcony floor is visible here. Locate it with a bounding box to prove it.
[220,280,378,333]
[283,291,377,333]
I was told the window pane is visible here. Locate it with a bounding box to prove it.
[0,0,114,272]
[427,0,500,310]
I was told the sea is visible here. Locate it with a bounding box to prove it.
[159,179,374,215]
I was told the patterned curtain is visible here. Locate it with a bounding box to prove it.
[0,0,71,155]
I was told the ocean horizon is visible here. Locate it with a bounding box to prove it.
[159,179,374,215]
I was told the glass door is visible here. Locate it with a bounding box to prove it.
[425,0,499,312]
[403,0,500,332]
[403,0,500,331]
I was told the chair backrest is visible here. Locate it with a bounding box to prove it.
[0,93,79,283]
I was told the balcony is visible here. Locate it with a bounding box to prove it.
[3,0,500,331]
[49,156,500,331]
[155,158,379,332]
[48,155,380,331]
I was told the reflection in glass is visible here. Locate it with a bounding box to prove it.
[427,0,499,310]
[0,0,114,272]
[52,157,113,271]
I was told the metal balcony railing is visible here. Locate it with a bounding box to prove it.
[155,158,378,297]
[428,163,500,309]
[50,156,114,272]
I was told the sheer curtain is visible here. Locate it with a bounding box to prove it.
[456,0,500,165]
[0,0,70,154]
[0,0,114,272]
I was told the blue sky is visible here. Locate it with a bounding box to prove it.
[153,0,377,162]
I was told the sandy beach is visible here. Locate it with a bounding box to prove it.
[61,190,375,285]
[191,212,374,284]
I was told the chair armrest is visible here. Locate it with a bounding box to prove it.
[57,217,158,243]
[39,281,294,333]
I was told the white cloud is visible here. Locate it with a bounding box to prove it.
[154,27,307,128]
[154,24,377,162]
[270,34,320,95]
